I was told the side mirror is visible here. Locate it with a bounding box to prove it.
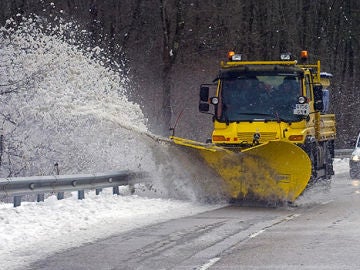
[200,86,209,102]
[199,103,209,112]
[313,84,324,112]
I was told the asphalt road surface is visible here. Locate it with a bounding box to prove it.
[30,167,360,270]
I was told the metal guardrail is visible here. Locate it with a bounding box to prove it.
[0,170,147,207]
[0,148,352,207]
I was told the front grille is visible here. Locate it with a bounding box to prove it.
[237,132,277,143]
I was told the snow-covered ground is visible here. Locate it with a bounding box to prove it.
[0,159,349,270]
[0,186,224,270]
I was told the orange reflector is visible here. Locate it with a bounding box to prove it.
[227,51,235,60]
[300,50,308,59]
[289,135,304,141]
[212,135,226,141]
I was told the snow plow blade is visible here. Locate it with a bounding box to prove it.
[170,136,311,203]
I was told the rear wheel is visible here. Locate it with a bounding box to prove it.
[324,142,334,180]
[304,139,334,186]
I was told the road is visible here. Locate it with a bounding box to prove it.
[29,165,360,270]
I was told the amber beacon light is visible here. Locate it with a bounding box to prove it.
[300,50,309,60]
[227,51,235,60]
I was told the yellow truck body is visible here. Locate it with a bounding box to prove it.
[171,52,336,203]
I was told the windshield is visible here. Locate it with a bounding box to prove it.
[218,74,303,122]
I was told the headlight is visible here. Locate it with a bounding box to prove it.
[211,97,219,105]
[352,155,360,161]
[298,96,307,104]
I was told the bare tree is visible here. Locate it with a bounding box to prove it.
[1,0,360,146]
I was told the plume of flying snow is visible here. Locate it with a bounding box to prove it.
[0,15,148,176]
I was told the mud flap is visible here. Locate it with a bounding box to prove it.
[170,136,311,202]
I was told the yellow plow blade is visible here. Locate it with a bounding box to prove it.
[170,136,311,202]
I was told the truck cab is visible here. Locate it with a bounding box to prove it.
[199,51,336,182]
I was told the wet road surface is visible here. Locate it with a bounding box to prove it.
[29,168,360,270]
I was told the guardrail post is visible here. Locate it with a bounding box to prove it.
[78,190,85,200]
[129,184,135,194]
[14,196,21,207]
[113,186,120,195]
[57,192,64,200]
[96,188,102,195]
[37,194,45,202]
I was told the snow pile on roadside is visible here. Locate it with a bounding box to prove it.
[0,187,224,270]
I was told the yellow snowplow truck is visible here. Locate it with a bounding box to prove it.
[170,51,336,203]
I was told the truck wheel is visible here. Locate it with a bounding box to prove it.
[304,142,317,186]
[324,144,334,180]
